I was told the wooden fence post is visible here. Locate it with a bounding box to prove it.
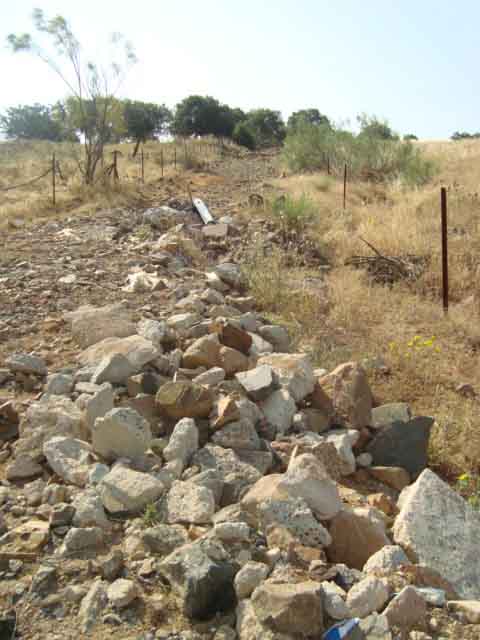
[141,147,145,184]
[161,148,164,178]
[343,163,347,210]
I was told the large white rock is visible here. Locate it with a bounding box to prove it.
[363,545,411,574]
[43,437,93,487]
[259,496,332,547]
[346,576,390,618]
[100,466,165,513]
[67,303,135,348]
[322,429,360,475]
[78,335,160,370]
[393,469,480,599]
[259,389,296,435]
[72,489,111,530]
[278,453,342,520]
[166,480,216,524]
[92,408,152,462]
[258,353,315,402]
[235,561,270,599]
[163,418,199,467]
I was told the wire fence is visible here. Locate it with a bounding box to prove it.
[0,138,230,204]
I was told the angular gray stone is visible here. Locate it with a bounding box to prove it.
[43,436,93,487]
[91,353,136,385]
[320,581,350,620]
[192,444,261,506]
[214,263,246,288]
[211,418,261,450]
[142,524,189,556]
[166,481,216,524]
[346,576,390,618]
[235,365,276,401]
[137,318,172,347]
[363,545,411,574]
[92,408,152,462]
[367,416,434,479]
[234,561,270,599]
[259,496,332,547]
[259,389,296,436]
[78,335,160,370]
[100,466,165,514]
[322,428,359,475]
[82,383,115,431]
[72,489,111,530]
[189,469,224,506]
[258,353,315,402]
[6,454,43,480]
[44,373,74,396]
[159,539,237,619]
[78,579,108,633]
[107,579,138,608]
[258,325,290,352]
[68,303,135,348]
[393,468,480,599]
[163,418,199,467]
[61,527,104,554]
[371,403,412,429]
[6,353,47,376]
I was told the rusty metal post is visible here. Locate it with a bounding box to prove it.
[161,148,164,178]
[52,153,56,205]
[112,150,119,181]
[343,163,347,210]
[441,187,449,313]
[327,156,330,175]
[174,146,177,170]
[184,140,188,165]
[141,147,145,183]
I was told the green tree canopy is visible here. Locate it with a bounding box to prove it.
[0,103,67,141]
[357,114,398,140]
[122,100,171,155]
[287,109,331,132]
[173,95,244,138]
[243,109,286,147]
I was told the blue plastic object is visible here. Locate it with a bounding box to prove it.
[322,618,360,640]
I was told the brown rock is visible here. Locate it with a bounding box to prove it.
[302,408,331,433]
[216,321,253,355]
[383,585,427,630]
[327,508,391,570]
[182,335,221,369]
[251,580,324,635]
[369,466,411,491]
[219,346,249,376]
[321,361,372,429]
[156,381,214,419]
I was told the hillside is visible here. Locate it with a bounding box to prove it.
[0,139,480,639]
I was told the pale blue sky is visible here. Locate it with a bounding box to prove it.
[0,0,477,139]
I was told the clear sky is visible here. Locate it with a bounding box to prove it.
[0,0,478,139]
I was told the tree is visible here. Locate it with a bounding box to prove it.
[244,109,286,147]
[287,109,331,132]
[404,134,418,141]
[0,103,65,141]
[123,100,172,156]
[173,95,239,138]
[7,9,136,183]
[357,114,398,140]
[232,121,256,150]
[451,131,480,140]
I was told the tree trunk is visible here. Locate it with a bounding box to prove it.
[132,138,141,158]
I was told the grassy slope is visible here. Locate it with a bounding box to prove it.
[248,139,480,479]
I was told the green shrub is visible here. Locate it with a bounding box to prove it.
[270,193,315,235]
[232,122,256,150]
[283,121,435,186]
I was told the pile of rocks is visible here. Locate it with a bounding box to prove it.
[1,222,480,640]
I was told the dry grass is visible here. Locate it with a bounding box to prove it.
[248,139,480,478]
[0,137,227,228]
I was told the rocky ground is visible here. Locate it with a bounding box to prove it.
[0,155,480,640]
